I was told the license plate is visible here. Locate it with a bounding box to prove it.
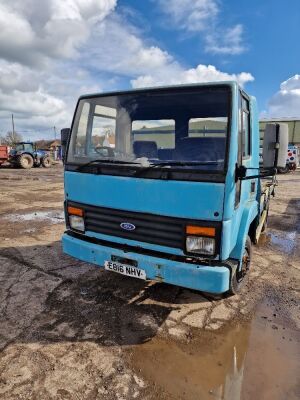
[104,261,146,280]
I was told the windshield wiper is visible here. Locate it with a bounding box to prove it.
[76,159,140,171]
[134,160,219,176]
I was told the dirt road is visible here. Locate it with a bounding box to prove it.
[0,165,299,400]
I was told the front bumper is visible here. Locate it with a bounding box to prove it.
[62,232,230,294]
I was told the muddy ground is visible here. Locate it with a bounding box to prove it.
[0,164,299,400]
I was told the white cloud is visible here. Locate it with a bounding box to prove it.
[132,64,254,89]
[158,0,218,32]
[0,59,105,136]
[0,61,69,133]
[0,0,117,66]
[157,0,246,56]
[205,24,246,55]
[82,14,253,89]
[0,0,116,137]
[0,0,254,139]
[80,16,175,76]
[265,75,300,118]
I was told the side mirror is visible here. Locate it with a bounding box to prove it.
[263,123,288,169]
[61,128,70,163]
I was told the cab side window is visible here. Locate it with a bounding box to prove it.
[235,94,251,207]
[241,97,250,158]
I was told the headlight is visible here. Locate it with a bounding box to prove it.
[69,215,85,232]
[186,236,215,255]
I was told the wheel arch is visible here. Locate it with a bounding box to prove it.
[229,203,258,262]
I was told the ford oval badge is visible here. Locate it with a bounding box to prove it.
[120,222,136,231]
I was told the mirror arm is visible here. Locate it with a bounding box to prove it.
[235,164,277,181]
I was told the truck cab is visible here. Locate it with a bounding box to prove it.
[62,82,287,295]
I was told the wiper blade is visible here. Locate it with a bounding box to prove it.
[134,160,219,176]
[76,159,140,171]
[149,161,219,166]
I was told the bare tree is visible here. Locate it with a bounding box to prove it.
[0,134,6,145]
[4,131,23,145]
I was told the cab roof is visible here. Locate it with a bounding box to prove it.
[78,80,241,100]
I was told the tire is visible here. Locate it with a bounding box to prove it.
[41,156,51,168]
[18,154,34,169]
[227,236,252,295]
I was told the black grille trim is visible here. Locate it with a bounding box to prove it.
[67,201,221,254]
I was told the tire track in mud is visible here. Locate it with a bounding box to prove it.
[0,248,63,279]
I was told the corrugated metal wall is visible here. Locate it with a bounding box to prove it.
[260,120,300,144]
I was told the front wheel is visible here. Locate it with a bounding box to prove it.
[228,236,252,295]
[18,154,34,169]
[41,156,51,168]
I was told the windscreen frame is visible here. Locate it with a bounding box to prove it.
[65,84,233,182]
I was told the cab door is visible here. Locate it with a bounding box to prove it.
[235,92,254,208]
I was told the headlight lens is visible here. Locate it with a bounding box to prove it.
[69,215,85,232]
[186,236,215,255]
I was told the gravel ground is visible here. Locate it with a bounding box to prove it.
[0,164,299,400]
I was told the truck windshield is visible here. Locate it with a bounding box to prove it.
[67,86,230,176]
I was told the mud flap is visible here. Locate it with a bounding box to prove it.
[224,259,239,283]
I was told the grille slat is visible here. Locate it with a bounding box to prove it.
[85,213,182,234]
[85,207,181,225]
[69,201,184,248]
[86,225,179,248]
[87,222,181,241]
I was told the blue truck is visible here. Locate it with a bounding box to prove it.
[61,82,288,295]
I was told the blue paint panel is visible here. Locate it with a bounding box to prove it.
[65,172,225,220]
[62,233,230,294]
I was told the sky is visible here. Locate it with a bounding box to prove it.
[0,0,299,140]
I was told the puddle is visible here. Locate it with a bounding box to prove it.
[269,231,297,254]
[258,230,297,254]
[3,210,64,224]
[130,300,300,400]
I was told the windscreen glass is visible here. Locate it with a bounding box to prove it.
[67,87,230,172]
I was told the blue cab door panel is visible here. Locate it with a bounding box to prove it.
[221,92,260,261]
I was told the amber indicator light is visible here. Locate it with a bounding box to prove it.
[186,225,216,237]
[67,206,83,217]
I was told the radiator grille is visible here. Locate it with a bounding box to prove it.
[68,201,185,249]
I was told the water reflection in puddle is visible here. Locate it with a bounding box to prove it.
[269,231,297,253]
[130,301,299,400]
[258,230,297,254]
